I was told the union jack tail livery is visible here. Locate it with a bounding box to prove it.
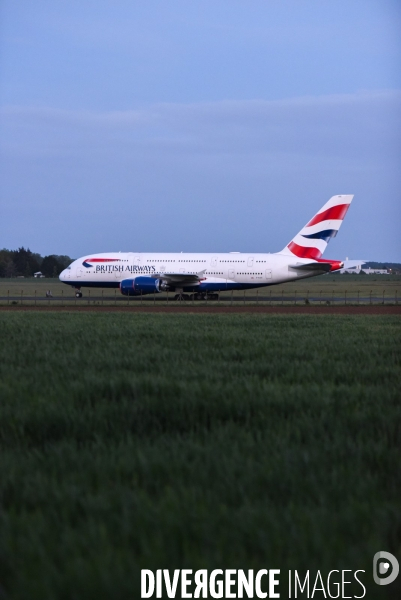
[281,195,353,260]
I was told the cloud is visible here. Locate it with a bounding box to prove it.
[2,90,400,161]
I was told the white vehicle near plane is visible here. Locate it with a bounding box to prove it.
[60,195,355,300]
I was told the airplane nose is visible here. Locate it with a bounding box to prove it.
[59,270,66,281]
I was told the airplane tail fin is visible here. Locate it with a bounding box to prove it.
[280,195,354,259]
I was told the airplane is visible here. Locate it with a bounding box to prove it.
[59,194,355,300]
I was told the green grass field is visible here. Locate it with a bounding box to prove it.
[0,313,400,599]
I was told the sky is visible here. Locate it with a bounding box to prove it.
[1,0,400,261]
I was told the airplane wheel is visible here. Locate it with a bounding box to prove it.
[175,293,190,301]
[75,291,83,298]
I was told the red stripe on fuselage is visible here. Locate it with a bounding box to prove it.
[287,242,322,259]
[287,246,343,271]
[306,204,350,227]
[86,258,120,262]
[316,258,343,271]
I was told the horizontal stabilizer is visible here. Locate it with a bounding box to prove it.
[289,262,332,272]
[342,260,366,270]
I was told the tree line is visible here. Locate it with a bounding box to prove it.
[0,248,74,278]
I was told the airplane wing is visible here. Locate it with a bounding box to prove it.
[152,270,206,285]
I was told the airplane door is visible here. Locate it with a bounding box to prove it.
[122,252,136,278]
[265,269,272,280]
[76,266,82,278]
[248,256,254,267]
[228,268,235,280]
[211,256,218,267]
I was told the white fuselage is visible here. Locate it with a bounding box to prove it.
[60,251,327,293]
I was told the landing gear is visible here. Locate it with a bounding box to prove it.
[173,292,219,301]
[75,290,83,298]
[188,292,219,301]
[174,293,190,301]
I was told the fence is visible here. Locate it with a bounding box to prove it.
[1,288,399,307]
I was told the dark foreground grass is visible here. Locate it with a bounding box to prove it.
[0,313,400,599]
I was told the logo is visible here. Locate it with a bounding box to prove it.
[82,258,120,268]
[373,551,399,586]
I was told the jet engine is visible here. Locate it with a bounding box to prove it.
[120,277,161,296]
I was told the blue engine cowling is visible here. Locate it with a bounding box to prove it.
[120,277,161,296]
